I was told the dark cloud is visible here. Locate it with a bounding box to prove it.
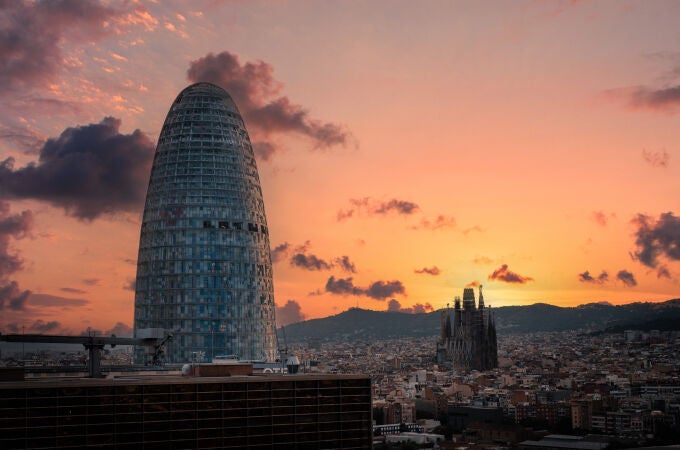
[60,287,86,294]
[0,201,32,310]
[630,85,680,111]
[0,117,154,220]
[294,241,311,253]
[657,265,671,279]
[592,211,609,227]
[27,293,89,308]
[412,303,434,314]
[387,299,402,312]
[271,242,290,263]
[411,214,457,230]
[0,205,32,278]
[324,276,405,299]
[616,269,637,287]
[247,97,349,147]
[373,199,420,215]
[578,270,609,285]
[4,321,67,335]
[252,141,277,161]
[29,319,61,333]
[0,206,33,238]
[365,280,406,300]
[387,299,433,314]
[337,197,420,221]
[82,278,100,285]
[337,208,355,221]
[291,253,355,273]
[187,51,352,160]
[105,322,132,337]
[488,264,534,284]
[124,279,136,291]
[276,300,307,327]
[414,266,441,276]
[334,256,357,273]
[325,276,364,297]
[276,241,356,273]
[643,149,670,168]
[0,281,30,310]
[0,0,118,92]
[631,212,680,268]
[0,124,44,154]
[290,253,332,271]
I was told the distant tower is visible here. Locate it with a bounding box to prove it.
[478,284,484,309]
[134,82,278,363]
[437,286,498,370]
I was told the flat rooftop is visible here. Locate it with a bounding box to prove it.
[0,372,370,389]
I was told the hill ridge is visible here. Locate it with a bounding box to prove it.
[280,298,680,342]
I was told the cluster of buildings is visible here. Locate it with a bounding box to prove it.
[3,328,677,448]
[288,329,680,447]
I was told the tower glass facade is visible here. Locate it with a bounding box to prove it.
[134,82,277,363]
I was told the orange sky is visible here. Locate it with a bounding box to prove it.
[0,0,679,334]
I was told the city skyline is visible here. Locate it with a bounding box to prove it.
[0,0,679,335]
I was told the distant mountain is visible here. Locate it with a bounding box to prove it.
[280,299,680,343]
[493,299,680,333]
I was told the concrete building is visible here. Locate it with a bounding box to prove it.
[134,82,277,363]
[437,286,498,370]
[0,372,372,449]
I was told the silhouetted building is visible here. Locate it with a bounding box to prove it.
[0,373,372,449]
[437,286,498,370]
[134,82,277,363]
[446,405,504,433]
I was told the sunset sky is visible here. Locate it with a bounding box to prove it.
[1,0,679,335]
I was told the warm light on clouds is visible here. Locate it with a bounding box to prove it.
[0,1,678,333]
[488,265,534,285]
[642,149,670,168]
[187,51,353,160]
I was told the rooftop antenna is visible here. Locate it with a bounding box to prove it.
[478,284,485,309]
[277,325,288,373]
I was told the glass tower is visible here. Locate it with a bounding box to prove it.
[134,82,278,363]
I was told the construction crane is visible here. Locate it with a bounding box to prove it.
[0,329,172,378]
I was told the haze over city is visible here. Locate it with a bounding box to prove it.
[0,0,679,335]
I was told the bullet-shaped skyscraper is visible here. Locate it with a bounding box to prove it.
[134,82,277,363]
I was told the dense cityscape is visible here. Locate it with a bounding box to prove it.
[2,324,679,448]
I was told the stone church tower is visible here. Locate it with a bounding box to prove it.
[437,286,498,370]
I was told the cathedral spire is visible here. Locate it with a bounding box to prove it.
[438,287,498,370]
[478,284,484,309]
